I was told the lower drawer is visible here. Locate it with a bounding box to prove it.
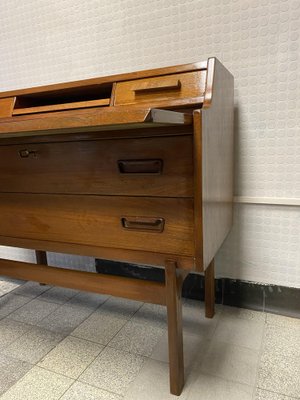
[0,194,194,256]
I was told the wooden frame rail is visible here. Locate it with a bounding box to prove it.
[0,258,166,305]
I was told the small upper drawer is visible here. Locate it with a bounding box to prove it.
[0,135,193,197]
[114,71,206,106]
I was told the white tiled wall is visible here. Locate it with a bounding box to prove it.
[0,0,299,287]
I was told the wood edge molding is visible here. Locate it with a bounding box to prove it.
[192,109,204,271]
[203,57,216,108]
[203,57,234,109]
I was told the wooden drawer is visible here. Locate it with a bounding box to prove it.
[0,194,194,256]
[114,71,206,106]
[0,135,193,197]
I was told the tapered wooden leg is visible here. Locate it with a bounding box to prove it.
[35,251,48,285]
[205,258,215,318]
[165,260,184,396]
[35,250,47,265]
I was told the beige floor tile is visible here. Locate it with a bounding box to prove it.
[38,336,104,378]
[0,353,32,396]
[124,358,190,400]
[79,347,145,395]
[257,350,300,398]
[199,340,259,386]
[72,310,127,345]
[9,299,59,325]
[222,305,266,322]
[151,331,210,374]
[38,287,78,304]
[0,366,73,400]
[254,388,295,399]
[0,294,31,319]
[36,303,93,335]
[187,373,253,400]
[213,314,264,350]
[266,313,300,328]
[2,325,64,363]
[60,381,122,400]
[109,320,164,356]
[262,323,300,358]
[0,318,32,350]
[12,282,52,298]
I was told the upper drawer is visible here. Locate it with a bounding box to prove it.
[0,135,193,197]
[114,71,206,106]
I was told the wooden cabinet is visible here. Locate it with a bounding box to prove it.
[0,57,234,396]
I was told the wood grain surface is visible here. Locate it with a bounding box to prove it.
[0,135,193,196]
[0,193,194,256]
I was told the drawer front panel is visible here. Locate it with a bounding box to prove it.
[0,194,194,256]
[114,71,206,106]
[0,135,193,197]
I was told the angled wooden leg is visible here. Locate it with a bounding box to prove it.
[165,259,186,396]
[205,258,215,318]
[35,251,48,285]
[35,250,47,265]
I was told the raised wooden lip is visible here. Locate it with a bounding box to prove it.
[0,60,208,99]
[12,98,111,116]
[0,108,193,137]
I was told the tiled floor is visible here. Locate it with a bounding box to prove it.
[0,278,299,399]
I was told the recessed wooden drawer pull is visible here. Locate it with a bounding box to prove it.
[118,159,163,174]
[18,149,37,158]
[133,79,181,93]
[121,216,165,232]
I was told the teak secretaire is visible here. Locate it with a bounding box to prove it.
[0,57,233,395]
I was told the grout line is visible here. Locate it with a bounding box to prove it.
[68,299,145,379]
[0,291,114,379]
[0,293,32,320]
[57,381,75,400]
[104,302,145,345]
[255,387,300,400]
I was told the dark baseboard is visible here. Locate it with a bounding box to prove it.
[95,259,300,319]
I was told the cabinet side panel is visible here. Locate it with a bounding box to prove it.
[201,58,234,270]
